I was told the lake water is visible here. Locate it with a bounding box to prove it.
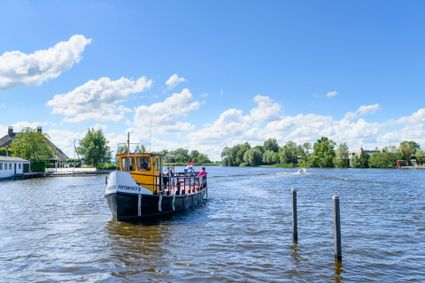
[1,167,424,282]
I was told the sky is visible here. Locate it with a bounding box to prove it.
[0,0,425,161]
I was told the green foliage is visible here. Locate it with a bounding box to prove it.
[31,161,46,172]
[9,128,54,161]
[219,137,423,168]
[77,128,112,168]
[263,138,279,152]
[243,147,263,166]
[171,148,190,163]
[262,150,279,165]
[414,149,425,164]
[278,141,299,166]
[98,162,117,170]
[369,151,395,168]
[310,137,336,168]
[161,148,211,165]
[0,147,7,156]
[357,150,370,168]
[399,141,420,164]
[334,143,350,168]
[297,143,311,167]
[221,142,251,166]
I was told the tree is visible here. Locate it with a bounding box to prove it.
[369,151,394,168]
[243,147,263,166]
[298,143,312,167]
[9,128,54,161]
[0,147,7,156]
[357,150,370,168]
[221,143,251,166]
[77,128,111,168]
[189,150,211,164]
[310,137,335,168]
[174,148,190,163]
[263,138,279,152]
[262,150,279,165]
[334,143,350,168]
[415,149,425,164]
[399,141,420,164]
[279,141,299,166]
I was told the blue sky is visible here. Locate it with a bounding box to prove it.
[1,0,424,160]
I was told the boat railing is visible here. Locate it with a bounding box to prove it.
[161,173,207,196]
[128,170,207,196]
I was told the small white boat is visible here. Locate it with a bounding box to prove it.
[297,168,307,174]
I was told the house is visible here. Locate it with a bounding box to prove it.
[0,156,31,180]
[0,126,69,167]
[349,147,380,167]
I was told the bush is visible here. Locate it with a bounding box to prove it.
[98,162,117,170]
[31,161,46,172]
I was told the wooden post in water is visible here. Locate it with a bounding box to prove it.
[333,195,342,261]
[292,188,298,243]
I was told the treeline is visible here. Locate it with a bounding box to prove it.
[118,145,212,165]
[221,137,425,168]
[157,148,212,165]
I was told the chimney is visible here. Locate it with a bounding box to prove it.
[37,126,42,133]
[8,126,13,137]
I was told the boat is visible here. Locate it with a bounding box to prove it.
[297,168,307,174]
[104,141,208,221]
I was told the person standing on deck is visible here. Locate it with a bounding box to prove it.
[196,167,207,189]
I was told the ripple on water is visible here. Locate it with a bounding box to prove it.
[1,169,425,281]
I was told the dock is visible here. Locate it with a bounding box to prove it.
[45,168,112,177]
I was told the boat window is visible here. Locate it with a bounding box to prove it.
[9,163,11,170]
[137,156,150,171]
[0,163,2,170]
[121,157,135,171]
[154,157,161,171]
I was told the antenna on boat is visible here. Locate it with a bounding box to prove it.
[127,132,130,156]
[149,119,152,153]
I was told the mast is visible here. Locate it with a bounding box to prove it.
[149,119,152,152]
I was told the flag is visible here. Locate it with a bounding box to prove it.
[185,161,194,170]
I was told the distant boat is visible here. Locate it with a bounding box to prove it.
[297,168,307,174]
[104,141,208,221]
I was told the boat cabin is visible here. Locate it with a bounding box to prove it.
[117,152,163,193]
[116,150,207,196]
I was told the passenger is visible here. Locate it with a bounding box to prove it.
[196,167,207,177]
[196,167,207,189]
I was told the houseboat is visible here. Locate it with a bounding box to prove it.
[104,144,208,221]
[0,156,31,181]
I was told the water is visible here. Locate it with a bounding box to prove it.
[1,167,424,282]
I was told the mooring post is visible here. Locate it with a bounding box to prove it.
[333,195,342,261]
[292,188,298,243]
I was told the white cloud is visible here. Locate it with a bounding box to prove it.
[185,98,424,160]
[326,90,337,97]
[0,34,91,89]
[47,76,153,123]
[165,73,186,89]
[344,103,380,120]
[133,88,200,135]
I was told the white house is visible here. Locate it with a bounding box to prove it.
[0,157,31,180]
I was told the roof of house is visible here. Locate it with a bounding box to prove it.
[0,156,30,162]
[0,128,69,161]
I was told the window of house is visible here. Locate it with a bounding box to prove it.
[9,163,11,170]
[137,156,150,171]
[0,163,3,170]
[19,163,21,169]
